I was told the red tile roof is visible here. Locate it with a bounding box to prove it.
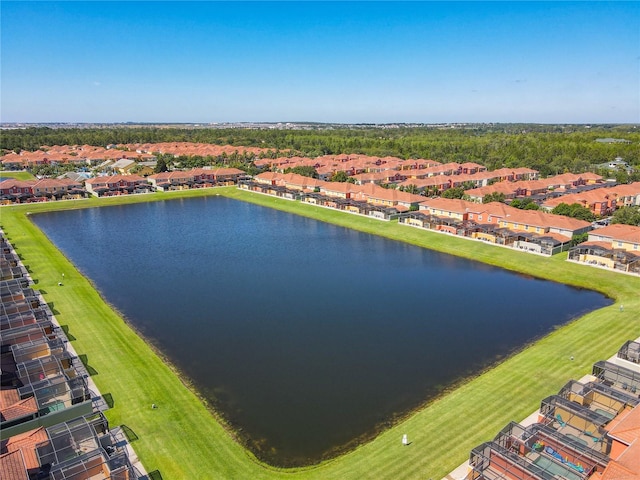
[5,427,48,471]
[592,224,640,244]
[0,450,28,480]
[0,388,20,410]
[0,397,38,422]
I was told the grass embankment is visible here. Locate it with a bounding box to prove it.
[1,188,639,479]
[0,171,36,181]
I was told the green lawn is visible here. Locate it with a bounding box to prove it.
[0,170,36,181]
[1,188,638,479]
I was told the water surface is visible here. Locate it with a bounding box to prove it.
[33,197,610,465]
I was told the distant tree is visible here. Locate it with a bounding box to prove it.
[284,166,318,178]
[523,202,541,210]
[441,187,465,199]
[154,157,168,173]
[551,203,596,222]
[509,197,540,210]
[404,184,420,195]
[611,206,640,226]
[483,192,506,204]
[330,171,350,182]
[570,232,589,247]
[425,186,440,197]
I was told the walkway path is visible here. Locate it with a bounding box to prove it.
[442,336,640,480]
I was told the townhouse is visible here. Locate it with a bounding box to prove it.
[0,146,156,170]
[610,182,640,208]
[466,340,640,480]
[542,190,619,216]
[568,224,640,275]
[84,174,151,197]
[465,182,526,203]
[0,233,144,479]
[401,198,590,255]
[0,179,85,204]
[147,171,197,191]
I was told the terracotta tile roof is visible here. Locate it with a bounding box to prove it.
[120,142,276,158]
[0,450,29,480]
[397,177,451,188]
[543,189,617,208]
[536,231,572,243]
[32,178,71,189]
[254,172,280,183]
[581,172,604,181]
[465,182,522,198]
[0,396,38,422]
[320,183,361,195]
[482,201,517,219]
[0,388,20,410]
[353,183,424,205]
[503,208,591,232]
[608,182,640,199]
[579,241,616,250]
[608,404,640,447]
[352,172,391,183]
[450,172,499,186]
[600,461,640,479]
[592,224,640,244]
[0,179,34,190]
[421,197,478,214]
[5,427,48,471]
[207,167,245,176]
[85,174,147,185]
[459,162,485,170]
[614,439,640,476]
[285,175,325,190]
[514,179,550,192]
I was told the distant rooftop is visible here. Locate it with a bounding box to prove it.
[595,138,632,144]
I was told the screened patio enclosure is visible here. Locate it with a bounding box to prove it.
[538,395,612,452]
[557,380,639,419]
[617,340,640,365]
[592,360,640,395]
[34,411,141,480]
[493,421,609,476]
[468,439,587,480]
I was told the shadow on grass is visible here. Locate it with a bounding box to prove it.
[78,354,98,375]
[147,470,163,480]
[121,425,139,443]
[102,393,114,408]
[61,325,76,341]
[48,301,61,315]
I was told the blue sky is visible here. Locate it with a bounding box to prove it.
[2,1,638,123]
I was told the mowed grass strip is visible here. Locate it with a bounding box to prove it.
[1,187,639,479]
[0,171,36,181]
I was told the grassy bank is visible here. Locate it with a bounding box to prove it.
[0,171,36,181]
[1,188,639,479]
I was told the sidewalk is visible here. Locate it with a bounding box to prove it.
[442,336,640,480]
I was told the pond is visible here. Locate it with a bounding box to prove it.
[32,196,611,466]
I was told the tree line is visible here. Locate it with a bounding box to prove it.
[2,125,638,177]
